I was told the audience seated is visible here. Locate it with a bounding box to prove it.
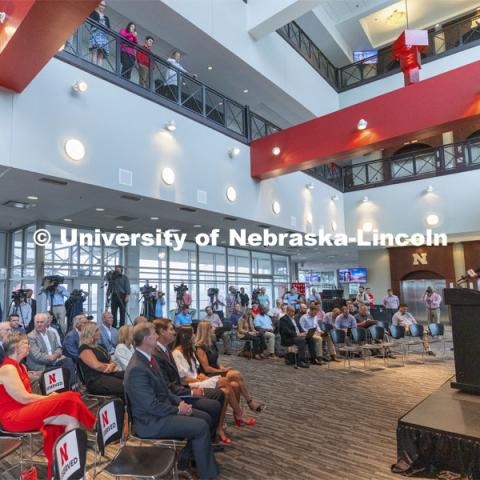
[152,319,226,443]
[62,314,88,361]
[46,312,62,346]
[0,332,95,478]
[237,312,266,360]
[279,306,309,368]
[324,307,341,326]
[346,300,358,316]
[124,322,219,479]
[0,321,12,363]
[392,304,435,356]
[229,303,243,328]
[355,304,377,329]
[204,306,231,355]
[250,303,260,317]
[98,311,118,355]
[114,325,135,370]
[134,315,148,325]
[253,306,276,358]
[175,305,192,327]
[27,313,76,387]
[173,326,256,428]
[9,314,25,334]
[196,320,264,414]
[78,321,124,396]
[299,305,324,365]
[335,306,357,332]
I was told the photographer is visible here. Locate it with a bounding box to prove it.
[175,283,191,312]
[154,289,166,318]
[207,287,225,321]
[65,289,88,332]
[107,265,131,328]
[225,286,240,319]
[39,276,69,335]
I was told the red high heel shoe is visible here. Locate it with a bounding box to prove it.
[218,434,232,444]
[234,412,256,427]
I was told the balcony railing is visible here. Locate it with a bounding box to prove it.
[59,18,280,143]
[306,138,480,191]
[278,11,480,92]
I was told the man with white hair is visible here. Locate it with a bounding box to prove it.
[63,314,88,361]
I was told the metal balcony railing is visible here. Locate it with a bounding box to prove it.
[278,11,480,92]
[58,18,280,143]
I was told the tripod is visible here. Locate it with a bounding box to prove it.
[140,293,154,320]
[106,281,131,327]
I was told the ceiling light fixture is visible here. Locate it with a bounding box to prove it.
[150,216,159,220]
[116,225,124,229]
[193,224,202,228]
[386,9,406,26]
[228,146,241,158]
[362,196,369,203]
[27,196,39,201]
[95,208,105,212]
[207,65,213,71]
[357,118,368,130]
[272,201,281,215]
[426,214,439,226]
[426,185,434,193]
[63,218,72,222]
[226,186,237,203]
[162,167,175,185]
[243,89,249,94]
[64,138,85,161]
[72,80,88,93]
[305,183,314,190]
[272,146,281,156]
[331,194,339,201]
[165,120,176,132]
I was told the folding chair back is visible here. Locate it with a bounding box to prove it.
[53,428,87,480]
[428,323,444,337]
[96,398,125,455]
[369,325,385,341]
[351,327,367,344]
[409,324,424,338]
[319,322,333,333]
[330,329,346,345]
[389,325,405,339]
[40,367,71,396]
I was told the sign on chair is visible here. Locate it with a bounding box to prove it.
[99,402,118,444]
[55,430,81,480]
[44,367,65,395]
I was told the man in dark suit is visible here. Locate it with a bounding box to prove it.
[63,314,88,361]
[153,318,224,441]
[279,305,309,368]
[125,322,218,480]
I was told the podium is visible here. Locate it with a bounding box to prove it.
[444,288,480,394]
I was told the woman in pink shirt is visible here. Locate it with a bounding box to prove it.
[119,22,138,80]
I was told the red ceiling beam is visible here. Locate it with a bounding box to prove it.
[251,60,480,179]
[0,0,99,92]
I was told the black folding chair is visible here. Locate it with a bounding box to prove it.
[39,366,71,396]
[52,428,87,480]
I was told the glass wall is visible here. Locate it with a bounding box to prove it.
[6,223,291,322]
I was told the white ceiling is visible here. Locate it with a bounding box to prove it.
[322,0,378,24]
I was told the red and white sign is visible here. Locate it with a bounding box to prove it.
[99,402,118,444]
[291,282,306,296]
[55,430,81,480]
[45,367,65,395]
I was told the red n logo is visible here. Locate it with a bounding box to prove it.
[48,373,56,384]
[59,442,69,465]
[101,410,109,428]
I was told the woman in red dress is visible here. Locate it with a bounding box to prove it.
[0,332,96,478]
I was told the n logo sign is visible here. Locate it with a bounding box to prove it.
[99,402,118,444]
[412,252,428,265]
[44,368,65,395]
[55,430,80,480]
[101,410,109,428]
[59,442,69,465]
[49,373,56,385]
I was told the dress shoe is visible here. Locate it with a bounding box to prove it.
[322,356,331,362]
[427,350,436,356]
[311,358,322,365]
[297,361,310,368]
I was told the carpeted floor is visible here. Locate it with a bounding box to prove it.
[0,349,456,480]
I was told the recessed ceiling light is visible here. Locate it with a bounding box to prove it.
[305,183,314,190]
[228,146,241,158]
[207,65,213,71]
[331,194,339,201]
[362,196,369,203]
[116,225,124,229]
[64,218,72,222]
[95,208,105,212]
[272,201,281,215]
[72,80,88,93]
[272,146,281,156]
[357,119,368,130]
[165,120,176,132]
[426,185,434,193]
[150,216,159,220]
[64,138,85,161]
[426,214,439,226]
[162,167,175,185]
[193,224,202,228]
[243,89,249,93]
[226,186,237,203]
[362,222,373,232]
[27,196,38,201]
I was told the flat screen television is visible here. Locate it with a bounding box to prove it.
[353,50,378,64]
[338,268,367,284]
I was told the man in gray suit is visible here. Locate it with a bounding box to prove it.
[98,311,118,355]
[27,312,76,386]
[125,322,218,480]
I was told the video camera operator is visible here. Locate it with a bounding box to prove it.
[65,289,88,331]
[139,283,163,320]
[39,275,69,335]
[106,265,130,328]
[207,287,225,321]
[225,286,240,319]
[174,283,191,313]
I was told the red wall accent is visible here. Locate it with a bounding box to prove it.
[251,60,480,179]
[0,0,98,92]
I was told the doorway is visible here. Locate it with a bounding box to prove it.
[401,279,447,324]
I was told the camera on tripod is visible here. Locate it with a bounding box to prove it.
[11,289,28,304]
[174,283,188,301]
[42,275,64,293]
[104,270,121,283]
[207,287,219,298]
[69,289,87,301]
[251,288,261,304]
[140,284,157,298]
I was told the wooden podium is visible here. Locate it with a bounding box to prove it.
[444,288,480,394]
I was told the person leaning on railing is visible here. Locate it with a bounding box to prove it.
[119,21,138,80]
[136,36,155,88]
[89,0,110,67]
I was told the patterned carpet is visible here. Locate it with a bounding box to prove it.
[1,349,456,480]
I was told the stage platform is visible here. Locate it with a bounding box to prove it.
[395,376,480,478]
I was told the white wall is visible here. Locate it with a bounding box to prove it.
[344,171,480,238]
[357,249,391,302]
[0,58,344,234]
[339,44,480,108]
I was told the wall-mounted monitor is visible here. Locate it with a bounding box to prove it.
[353,50,378,64]
[338,268,367,284]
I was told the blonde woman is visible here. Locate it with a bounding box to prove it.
[78,321,124,396]
[196,321,265,418]
[114,325,134,370]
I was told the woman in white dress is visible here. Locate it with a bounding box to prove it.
[113,325,134,370]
